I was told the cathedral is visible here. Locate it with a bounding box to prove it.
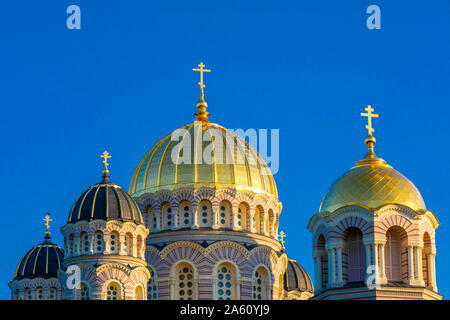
[8,63,441,300]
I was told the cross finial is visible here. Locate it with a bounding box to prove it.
[100,150,111,174]
[192,62,211,96]
[43,213,52,236]
[360,105,379,136]
[278,231,287,250]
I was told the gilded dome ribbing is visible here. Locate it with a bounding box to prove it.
[130,121,277,198]
[319,135,426,213]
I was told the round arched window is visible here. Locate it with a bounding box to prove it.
[80,283,90,300]
[175,264,195,300]
[147,271,158,300]
[252,268,269,300]
[105,282,121,300]
[36,287,44,300]
[216,264,236,300]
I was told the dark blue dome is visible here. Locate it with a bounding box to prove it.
[284,259,314,293]
[67,179,143,225]
[13,238,64,281]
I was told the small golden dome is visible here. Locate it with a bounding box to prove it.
[319,135,426,213]
[129,121,277,198]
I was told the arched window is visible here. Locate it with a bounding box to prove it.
[216,263,238,300]
[80,232,90,254]
[80,283,90,300]
[147,270,158,300]
[422,232,432,288]
[24,288,32,300]
[94,231,105,254]
[145,206,154,232]
[35,287,44,300]
[134,285,144,300]
[237,203,247,230]
[174,263,196,300]
[199,201,212,227]
[253,267,270,300]
[385,227,407,282]
[219,201,231,228]
[180,201,192,228]
[105,281,122,300]
[109,231,120,254]
[254,207,263,233]
[48,287,57,300]
[161,203,173,230]
[344,228,366,282]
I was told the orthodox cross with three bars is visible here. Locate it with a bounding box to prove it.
[192,62,211,94]
[361,105,379,136]
[278,230,287,249]
[101,150,111,172]
[43,213,52,235]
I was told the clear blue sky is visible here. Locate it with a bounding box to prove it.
[0,1,448,299]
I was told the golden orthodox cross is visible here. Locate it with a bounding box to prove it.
[278,230,287,249]
[192,62,211,94]
[101,150,111,172]
[361,105,379,136]
[43,213,52,234]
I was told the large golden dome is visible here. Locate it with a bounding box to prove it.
[129,98,277,198]
[319,135,426,213]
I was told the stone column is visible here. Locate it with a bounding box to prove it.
[429,253,437,292]
[232,206,240,231]
[212,205,219,229]
[415,246,424,285]
[365,244,372,276]
[313,254,322,293]
[336,247,343,286]
[327,248,336,287]
[119,234,126,255]
[191,204,199,229]
[172,207,179,230]
[373,244,379,272]
[154,208,161,232]
[249,208,255,233]
[379,243,387,284]
[73,234,80,256]
[86,232,93,254]
[407,245,415,282]
[132,237,138,257]
[104,232,111,255]
[262,212,269,236]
